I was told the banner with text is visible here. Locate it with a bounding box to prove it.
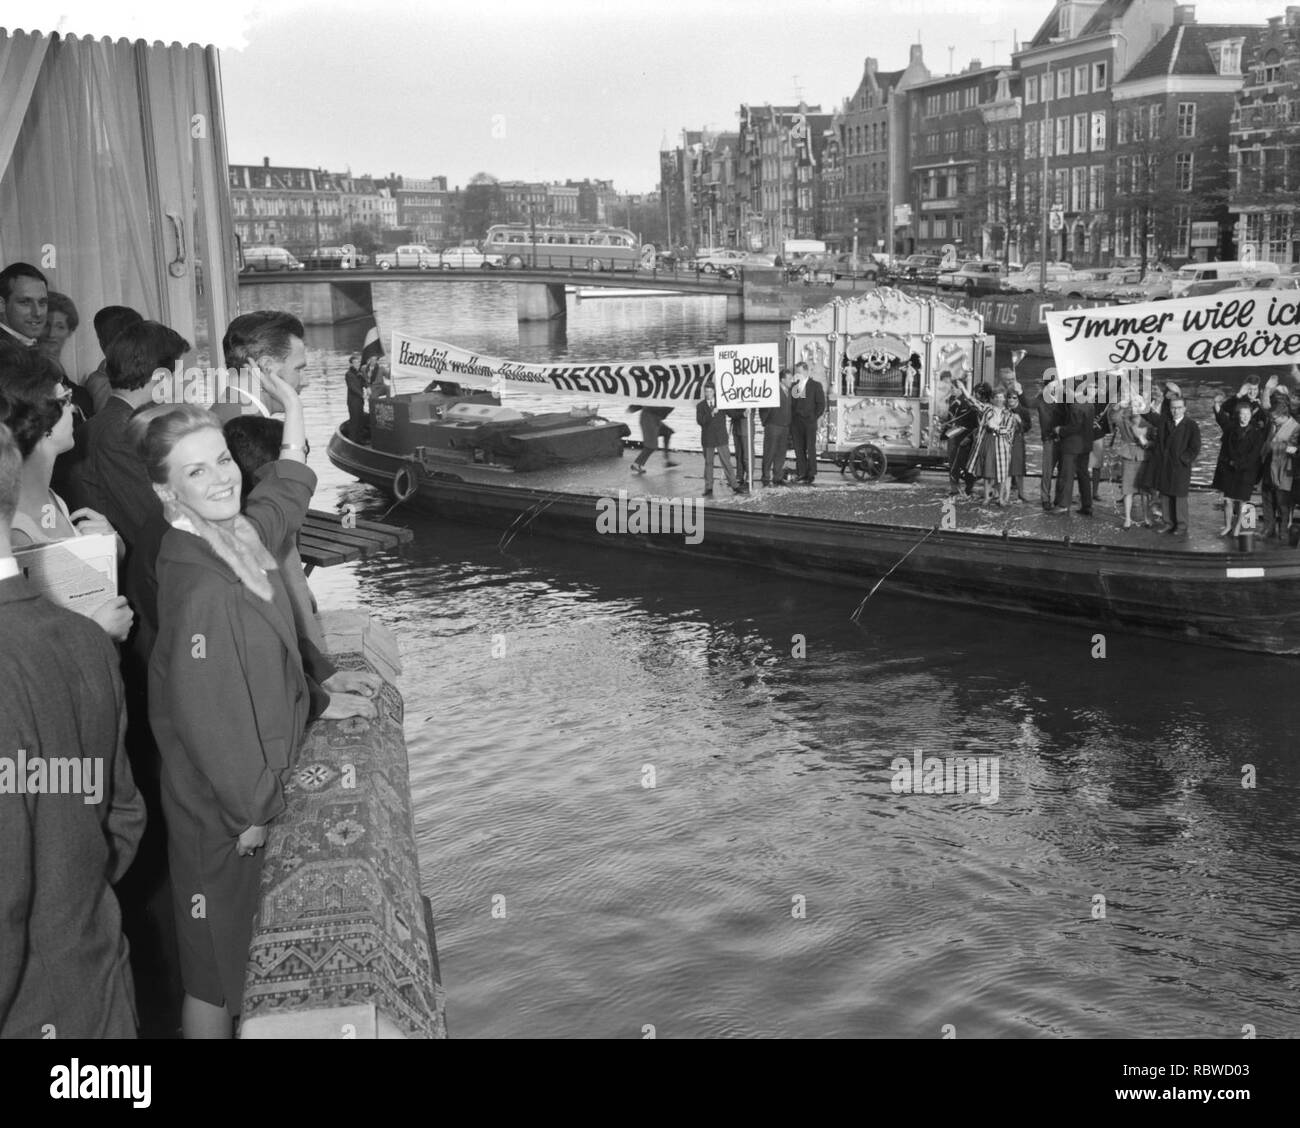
[390,331,714,406]
[1045,291,1300,378]
[713,343,780,408]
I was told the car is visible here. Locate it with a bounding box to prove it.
[694,248,747,273]
[240,245,303,273]
[1182,277,1251,299]
[439,246,503,270]
[789,252,881,283]
[374,244,440,270]
[1249,274,1300,291]
[1106,265,1177,302]
[1000,262,1076,292]
[1060,268,1142,300]
[302,246,362,270]
[937,260,1004,292]
[893,253,945,284]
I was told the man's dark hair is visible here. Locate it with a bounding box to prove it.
[105,320,191,391]
[222,310,305,370]
[222,415,283,501]
[0,262,48,302]
[0,343,64,458]
[93,305,143,351]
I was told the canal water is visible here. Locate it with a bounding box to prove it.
[259,280,1299,1038]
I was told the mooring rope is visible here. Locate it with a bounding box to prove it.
[849,525,940,624]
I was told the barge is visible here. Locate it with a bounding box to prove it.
[329,289,1300,656]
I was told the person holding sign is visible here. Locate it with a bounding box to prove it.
[696,383,742,497]
[789,362,826,485]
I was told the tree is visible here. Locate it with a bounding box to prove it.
[340,223,381,255]
[459,172,504,241]
[1109,103,1226,273]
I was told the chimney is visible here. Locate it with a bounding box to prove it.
[263,156,270,168]
[909,44,924,66]
[1173,4,1195,24]
[865,56,877,78]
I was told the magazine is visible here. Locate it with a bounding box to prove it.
[13,532,118,617]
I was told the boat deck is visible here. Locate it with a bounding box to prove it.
[436,454,1292,559]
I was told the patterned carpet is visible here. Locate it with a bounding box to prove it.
[241,627,446,1039]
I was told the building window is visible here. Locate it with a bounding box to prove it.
[1025,119,1039,158]
[1176,152,1194,192]
[1116,108,1131,145]
[1177,102,1196,138]
[1055,117,1069,155]
[1074,112,1088,152]
[1026,75,1039,104]
[1093,61,1108,91]
[1091,111,1106,151]
[1173,205,1191,257]
[1072,166,1088,211]
[1090,165,1105,210]
[1057,69,1071,100]
[1075,65,1089,95]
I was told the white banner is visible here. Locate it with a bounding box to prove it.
[1045,291,1300,378]
[713,343,779,408]
[389,331,713,406]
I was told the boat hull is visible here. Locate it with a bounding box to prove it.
[328,426,1300,656]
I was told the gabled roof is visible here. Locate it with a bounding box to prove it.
[1120,23,1265,83]
[1028,0,1135,50]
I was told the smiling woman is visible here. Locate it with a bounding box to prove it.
[141,372,322,1039]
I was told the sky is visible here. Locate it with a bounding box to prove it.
[17,0,1293,192]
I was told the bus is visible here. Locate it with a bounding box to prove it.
[483,223,651,272]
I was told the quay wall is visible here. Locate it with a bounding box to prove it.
[240,610,446,1038]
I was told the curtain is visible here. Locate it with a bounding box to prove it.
[0,31,236,384]
[0,30,49,180]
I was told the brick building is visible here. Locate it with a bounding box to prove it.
[1230,7,1300,263]
[1111,10,1260,264]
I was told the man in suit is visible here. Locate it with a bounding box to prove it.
[760,369,793,486]
[1051,382,1095,516]
[0,262,47,348]
[789,362,827,485]
[73,320,191,551]
[209,310,309,423]
[0,421,146,1037]
[1147,394,1202,535]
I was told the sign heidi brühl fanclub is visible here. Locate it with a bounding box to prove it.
[388,330,713,406]
[1045,291,1300,379]
[711,343,781,408]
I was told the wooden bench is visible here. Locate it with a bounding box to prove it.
[299,508,413,572]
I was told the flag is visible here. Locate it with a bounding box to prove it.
[360,322,384,366]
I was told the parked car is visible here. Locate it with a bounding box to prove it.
[1000,262,1076,292]
[240,245,303,273]
[374,244,440,270]
[1105,264,1178,302]
[694,248,747,273]
[937,260,1004,292]
[439,245,503,270]
[1249,274,1300,291]
[302,246,364,270]
[1060,268,1142,300]
[790,252,881,282]
[894,253,945,284]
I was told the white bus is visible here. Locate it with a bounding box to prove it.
[483,224,650,272]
